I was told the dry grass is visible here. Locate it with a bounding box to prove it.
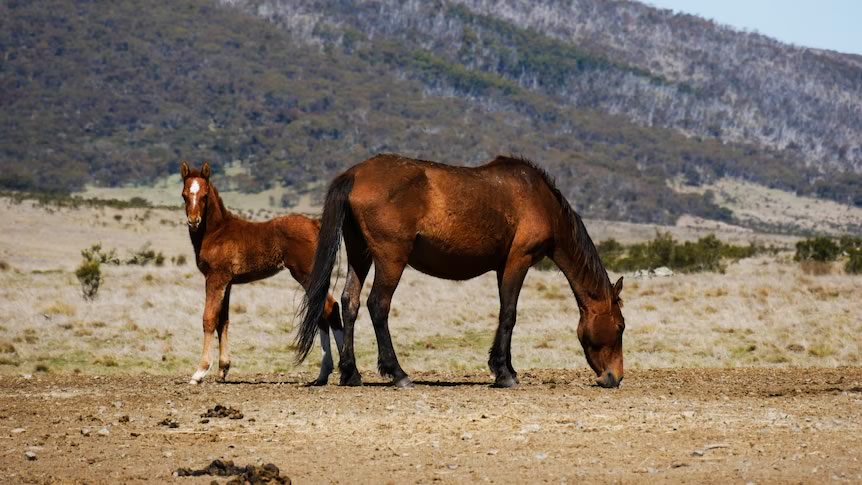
[1,196,860,378]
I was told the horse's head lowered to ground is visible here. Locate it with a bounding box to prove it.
[577,276,625,388]
[180,161,212,232]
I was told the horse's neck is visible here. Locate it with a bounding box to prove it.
[205,185,231,228]
[556,254,611,312]
[551,223,612,312]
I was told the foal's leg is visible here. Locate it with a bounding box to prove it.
[309,296,342,386]
[217,284,232,382]
[339,258,370,386]
[367,259,411,388]
[190,275,230,385]
[489,255,531,388]
[308,297,341,386]
[292,264,343,386]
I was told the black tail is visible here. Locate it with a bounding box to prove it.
[294,173,354,363]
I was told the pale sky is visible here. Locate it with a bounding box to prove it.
[646,0,862,55]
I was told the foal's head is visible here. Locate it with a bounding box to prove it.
[180,161,212,232]
[577,276,625,388]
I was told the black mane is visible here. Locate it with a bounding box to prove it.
[493,155,611,297]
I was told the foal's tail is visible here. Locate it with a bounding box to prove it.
[294,173,355,363]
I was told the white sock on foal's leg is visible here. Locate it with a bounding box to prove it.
[190,363,212,385]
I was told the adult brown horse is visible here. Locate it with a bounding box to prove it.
[180,161,343,385]
[295,154,625,388]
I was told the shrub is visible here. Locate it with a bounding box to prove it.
[172,254,188,266]
[75,243,118,300]
[599,232,765,273]
[126,243,165,266]
[838,236,862,253]
[794,237,840,262]
[0,260,9,271]
[81,244,120,265]
[75,259,102,300]
[533,257,556,271]
[596,238,624,268]
[845,247,862,275]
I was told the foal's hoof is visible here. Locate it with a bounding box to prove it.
[218,366,231,383]
[393,376,414,388]
[189,369,208,385]
[492,375,519,388]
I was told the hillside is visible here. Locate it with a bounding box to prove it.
[2,0,860,224]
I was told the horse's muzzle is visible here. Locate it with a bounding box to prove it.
[187,217,201,231]
[596,370,622,388]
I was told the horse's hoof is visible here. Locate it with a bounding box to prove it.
[306,378,328,387]
[340,373,362,387]
[189,379,200,385]
[492,376,518,388]
[393,376,414,388]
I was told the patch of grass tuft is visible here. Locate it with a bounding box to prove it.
[94,356,119,367]
[42,301,77,317]
[807,343,835,358]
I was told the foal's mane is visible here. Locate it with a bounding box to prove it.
[493,156,611,297]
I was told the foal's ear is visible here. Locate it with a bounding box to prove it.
[613,276,624,299]
[180,160,190,179]
[201,161,211,180]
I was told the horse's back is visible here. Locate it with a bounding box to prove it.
[346,154,557,278]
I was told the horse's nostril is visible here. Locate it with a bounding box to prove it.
[596,371,620,388]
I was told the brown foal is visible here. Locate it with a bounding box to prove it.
[180,161,343,385]
[296,154,625,388]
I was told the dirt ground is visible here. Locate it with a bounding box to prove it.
[1,368,860,484]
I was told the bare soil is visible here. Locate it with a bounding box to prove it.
[2,368,861,484]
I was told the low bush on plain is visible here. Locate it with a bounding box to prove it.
[535,232,769,273]
[794,236,862,275]
[75,244,120,300]
[126,243,165,266]
[598,232,768,273]
[845,247,862,274]
[794,237,840,262]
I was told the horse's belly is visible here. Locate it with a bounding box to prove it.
[407,234,501,280]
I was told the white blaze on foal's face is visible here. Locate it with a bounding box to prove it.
[189,180,201,209]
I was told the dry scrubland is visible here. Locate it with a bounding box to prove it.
[0,196,859,377]
[1,196,862,483]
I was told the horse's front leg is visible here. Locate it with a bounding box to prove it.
[217,284,232,382]
[190,275,229,385]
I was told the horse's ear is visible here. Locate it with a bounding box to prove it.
[180,161,190,179]
[201,161,211,180]
[613,276,624,299]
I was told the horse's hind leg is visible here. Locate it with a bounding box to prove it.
[367,259,411,388]
[190,275,229,385]
[489,255,531,388]
[217,284,232,382]
[339,253,371,386]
